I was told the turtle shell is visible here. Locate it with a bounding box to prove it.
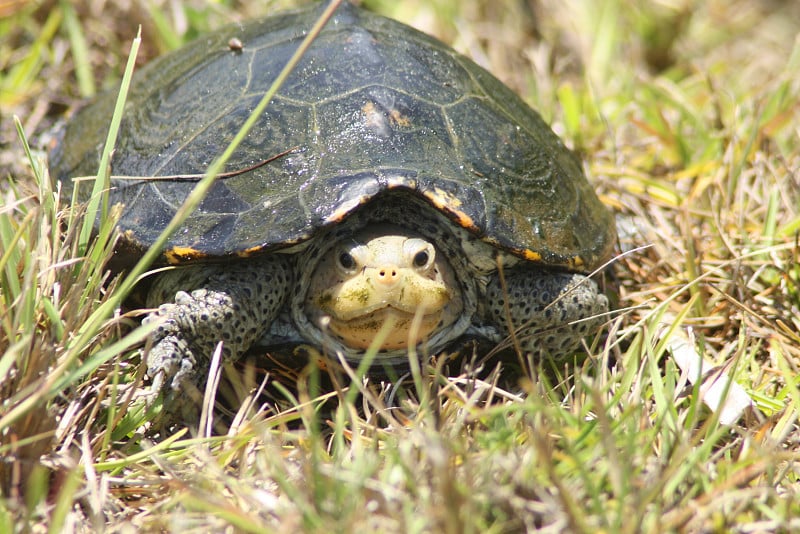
[50,1,615,270]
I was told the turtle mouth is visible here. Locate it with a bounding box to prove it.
[327,297,429,322]
[327,305,442,351]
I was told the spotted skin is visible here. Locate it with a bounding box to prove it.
[486,270,607,356]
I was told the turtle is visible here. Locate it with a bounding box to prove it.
[49,2,615,399]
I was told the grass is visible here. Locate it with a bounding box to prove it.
[2,0,800,531]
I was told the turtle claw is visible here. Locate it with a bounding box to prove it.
[141,309,196,395]
[145,333,197,392]
[138,371,164,407]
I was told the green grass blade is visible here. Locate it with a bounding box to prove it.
[77,27,141,253]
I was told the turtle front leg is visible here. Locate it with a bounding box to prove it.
[485,268,608,358]
[142,257,292,395]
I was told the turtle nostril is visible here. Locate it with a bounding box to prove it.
[377,267,399,283]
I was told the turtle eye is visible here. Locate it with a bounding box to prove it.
[338,251,356,270]
[413,250,430,268]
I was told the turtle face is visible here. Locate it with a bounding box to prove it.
[305,224,462,351]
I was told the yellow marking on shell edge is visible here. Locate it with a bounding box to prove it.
[165,246,208,264]
[522,249,543,262]
[237,245,266,258]
[453,211,476,230]
[326,195,371,223]
[520,250,585,269]
[422,188,475,230]
[386,175,417,189]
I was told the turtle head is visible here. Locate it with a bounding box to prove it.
[305,224,463,351]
